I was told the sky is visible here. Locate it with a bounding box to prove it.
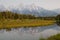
[0,0,60,10]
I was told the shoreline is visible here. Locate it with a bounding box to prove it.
[0,19,56,29]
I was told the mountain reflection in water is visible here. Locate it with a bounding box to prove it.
[0,24,60,40]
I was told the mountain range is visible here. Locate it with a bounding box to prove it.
[53,9,60,14]
[0,5,60,17]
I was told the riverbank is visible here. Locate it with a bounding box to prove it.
[40,33,60,40]
[0,19,56,29]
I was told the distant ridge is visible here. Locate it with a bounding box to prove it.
[53,8,60,14]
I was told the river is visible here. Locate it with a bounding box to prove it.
[0,24,60,40]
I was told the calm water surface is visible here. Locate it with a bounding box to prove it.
[0,24,60,40]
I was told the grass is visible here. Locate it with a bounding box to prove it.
[0,19,56,29]
[47,34,60,40]
[40,33,60,40]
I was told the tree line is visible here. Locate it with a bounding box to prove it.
[0,11,60,20]
[0,11,36,20]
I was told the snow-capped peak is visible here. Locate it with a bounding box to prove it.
[14,4,43,11]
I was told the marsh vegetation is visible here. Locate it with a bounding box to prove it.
[0,11,60,30]
[40,33,60,40]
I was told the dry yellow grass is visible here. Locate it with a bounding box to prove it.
[0,19,56,29]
